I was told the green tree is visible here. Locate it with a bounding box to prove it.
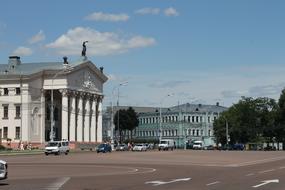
[114,107,139,143]
[275,89,285,148]
[214,96,277,146]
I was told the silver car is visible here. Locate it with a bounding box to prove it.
[132,144,147,151]
[0,160,7,180]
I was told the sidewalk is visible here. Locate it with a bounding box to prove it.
[0,149,44,156]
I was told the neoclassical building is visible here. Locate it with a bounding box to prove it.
[102,104,227,147]
[0,56,108,148]
[136,103,227,147]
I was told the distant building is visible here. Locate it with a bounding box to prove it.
[137,103,227,147]
[0,56,108,148]
[103,103,227,147]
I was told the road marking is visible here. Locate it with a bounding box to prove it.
[206,181,220,186]
[279,166,285,169]
[252,179,279,188]
[44,177,70,190]
[228,156,285,167]
[258,169,275,174]
[245,173,254,176]
[145,178,191,186]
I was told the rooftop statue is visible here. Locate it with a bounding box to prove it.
[81,41,88,56]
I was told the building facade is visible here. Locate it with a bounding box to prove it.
[102,104,227,147]
[0,56,108,148]
[136,103,227,147]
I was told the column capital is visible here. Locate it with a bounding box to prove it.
[59,89,69,97]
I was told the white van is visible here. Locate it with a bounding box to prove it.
[158,139,175,151]
[45,140,70,155]
[193,140,204,150]
[0,160,7,180]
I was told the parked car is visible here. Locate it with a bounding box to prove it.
[0,160,7,180]
[45,140,70,155]
[97,143,112,153]
[158,139,175,151]
[232,144,245,151]
[116,144,128,151]
[193,141,204,150]
[204,145,215,150]
[132,144,147,151]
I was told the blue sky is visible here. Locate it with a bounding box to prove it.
[0,0,284,108]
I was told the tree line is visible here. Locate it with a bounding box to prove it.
[214,89,285,148]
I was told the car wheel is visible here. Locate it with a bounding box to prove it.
[45,152,49,156]
[65,151,68,155]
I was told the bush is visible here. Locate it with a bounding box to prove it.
[0,144,6,150]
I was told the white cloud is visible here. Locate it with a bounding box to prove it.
[85,12,129,22]
[28,30,45,44]
[135,8,160,15]
[164,7,179,17]
[46,27,155,56]
[12,46,33,56]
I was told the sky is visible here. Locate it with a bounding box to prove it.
[0,0,284,108]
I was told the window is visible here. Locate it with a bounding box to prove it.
[3,105,8,119]
[15,105,21,118]
[3,88,8,95]
[3,127,8,139]
[196,116,199,123]
[16,87,21,95]
[15,126,20,139]
[208,116,210,123]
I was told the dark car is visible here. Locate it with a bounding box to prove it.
[96,143,112,153]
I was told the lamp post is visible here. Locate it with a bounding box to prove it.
[221,116,229,149]
[111,82,128,144]
[225,118,229,148]
[159,93,174,142]
[50,64,73,142]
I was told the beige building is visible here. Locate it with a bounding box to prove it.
[0,56,108,148]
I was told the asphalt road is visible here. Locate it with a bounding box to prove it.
[1,150,285,190]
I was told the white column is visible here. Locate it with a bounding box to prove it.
[61,90,69,141]
[91,98,97,142]
[97,97,103,142]
[40,89,45,143]
[69,94,76,142]
[77,94,83,142]
[21,86,31,142]
[84,97,90,142]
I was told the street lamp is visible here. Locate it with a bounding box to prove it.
[221,116,229,149]
[159,93,174,142]
[111,81,128,144]
[50,63,73,142]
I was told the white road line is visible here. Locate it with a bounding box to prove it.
[206,181,220,186]
[279,166,285,169]
[43,177,70,190]
[228,156,285,167]
[245,173,254,176]
[259,169,275,174]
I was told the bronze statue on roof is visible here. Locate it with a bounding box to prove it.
[81,41,88,56]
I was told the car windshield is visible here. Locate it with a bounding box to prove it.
[98,144,105,148]
[160,141,167,144]
[136,144,143,146]
[47,142,59,147]
[0,163,4,170]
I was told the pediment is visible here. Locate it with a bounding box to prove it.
[67,65,105,93]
